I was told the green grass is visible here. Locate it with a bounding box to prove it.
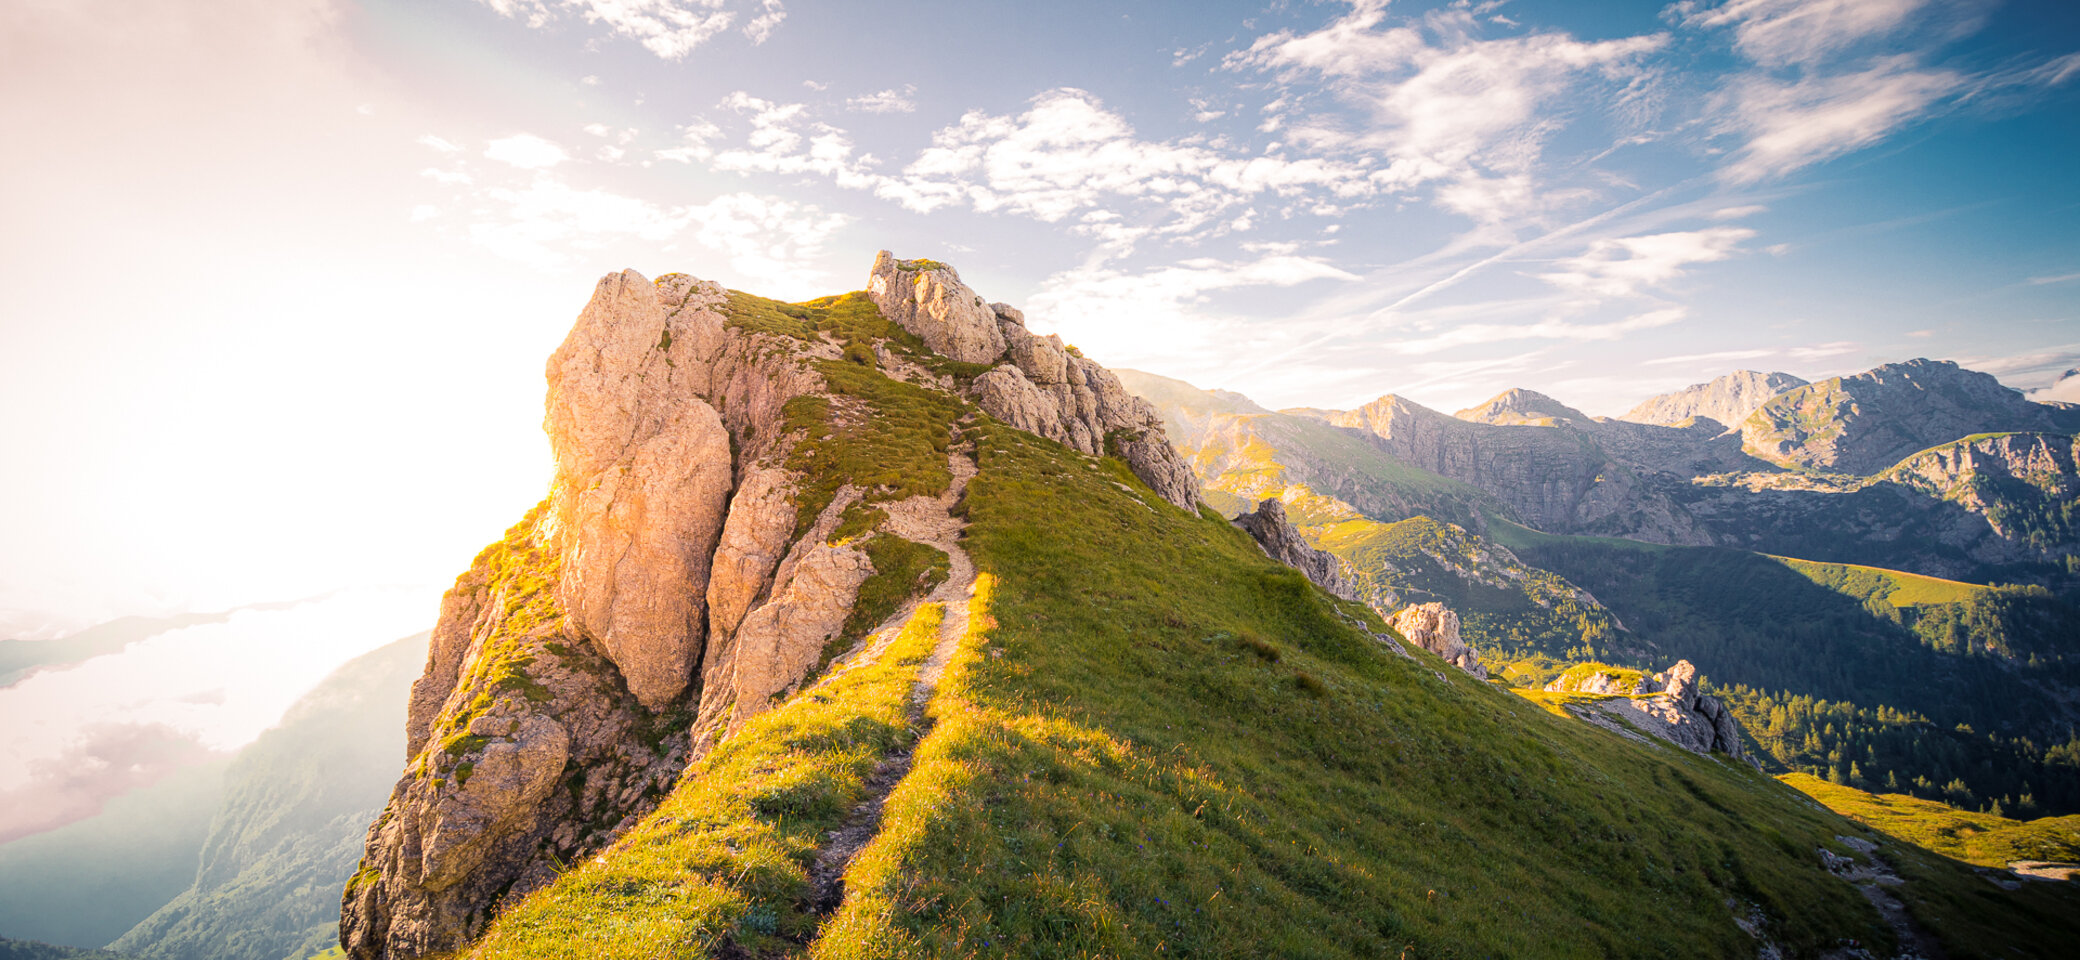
[1783,773,2080,868]
[469,603,948,959]
[803,420,1938,959]
[1768,556,1983,607]
[1548,662,1651,694]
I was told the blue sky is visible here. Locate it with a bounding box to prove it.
[356,0,2080,411]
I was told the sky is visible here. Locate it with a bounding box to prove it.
[1,0,2078,834]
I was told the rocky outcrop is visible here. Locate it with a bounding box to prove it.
[545,270,736,710]
[1385,603,1488,679]
[1742,359,2080,475]
[865,251,1006,365]
[1621,371,1807,430]
[1593,660,1748,760]
[1233,498,1355,601]
[342,508,693,960]
[694,488,872,740]
[863,255,1199,512]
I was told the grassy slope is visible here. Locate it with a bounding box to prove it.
[1768,557,1983,607]
[1782,774,2080,869]
[802,421,2080,959]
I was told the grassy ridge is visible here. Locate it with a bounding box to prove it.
[802,421,1933,959]
[469,604,947,958]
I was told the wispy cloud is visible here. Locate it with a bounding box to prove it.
[1669,0,1935,69]
[846,85,918,114]
[474,0,767,60]
[1713,57,1962,183]
[1226,3,1667,223]
[2028,271,2080,286]
[1538,226,1755,298]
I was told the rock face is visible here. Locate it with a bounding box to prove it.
[545,270,737,711]
[1621,371,1807,429]
[345,253,1211,960]
[1303,393,1722,546]
[1232,498,1356,601]
[865,251,1006,365]
[858,253,1199,512]
[1385,603,1488,679]
[1742,359,2080,475]
[1594,660,1748,759]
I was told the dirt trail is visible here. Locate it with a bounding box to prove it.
[800,445,979,917]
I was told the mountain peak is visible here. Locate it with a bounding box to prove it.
[1454,388,1586,426]
[1743,357,2072,474]
[1621,370,1807,429]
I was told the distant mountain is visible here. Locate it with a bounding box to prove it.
[1115,370,1503,530]
[1742,358,2080,474]
[108,633,427,960]
[0,613,226,687]
[1289,391,1751,544]
[0,762,227,949]
[1452,388,1589,426]
[1621,370,1807,430]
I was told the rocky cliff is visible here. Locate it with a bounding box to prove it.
[1584,661,1749,760]
[1298,393,1721,545]
[1741,359,2080,475]
[1384,602,1488,679]
[1232,497,1356,601]
[341,254,1199,960]
[1621,370,1807,429]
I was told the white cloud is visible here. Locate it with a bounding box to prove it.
[743,0,785,44]
[484,132,571,169]
[416,134,462,153]
[891,90,1378,236]
[1228,4,1667,222]
[1025,254,1358,368]
[475,0,748,60]
[2028,272,2080,286]
[1710,204,1767,219]
[409,204,440,222]
[1539,226,1755,298]
[1670,0,1931,68]
[846,85,918,114]
[1715,57,1961,183]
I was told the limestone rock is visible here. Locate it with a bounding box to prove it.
[1621,370,1807,430]
[695,488,872,742]
[343,511,690,960]
[1232,498,1356,601]
[1592,660,1750,760]
[1385,602,1488,679]
[855,256,1198,513]
[866,250,1006,365]
[705,466,798,643]
[1742,358,2080,475]
[545,269,737,710]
